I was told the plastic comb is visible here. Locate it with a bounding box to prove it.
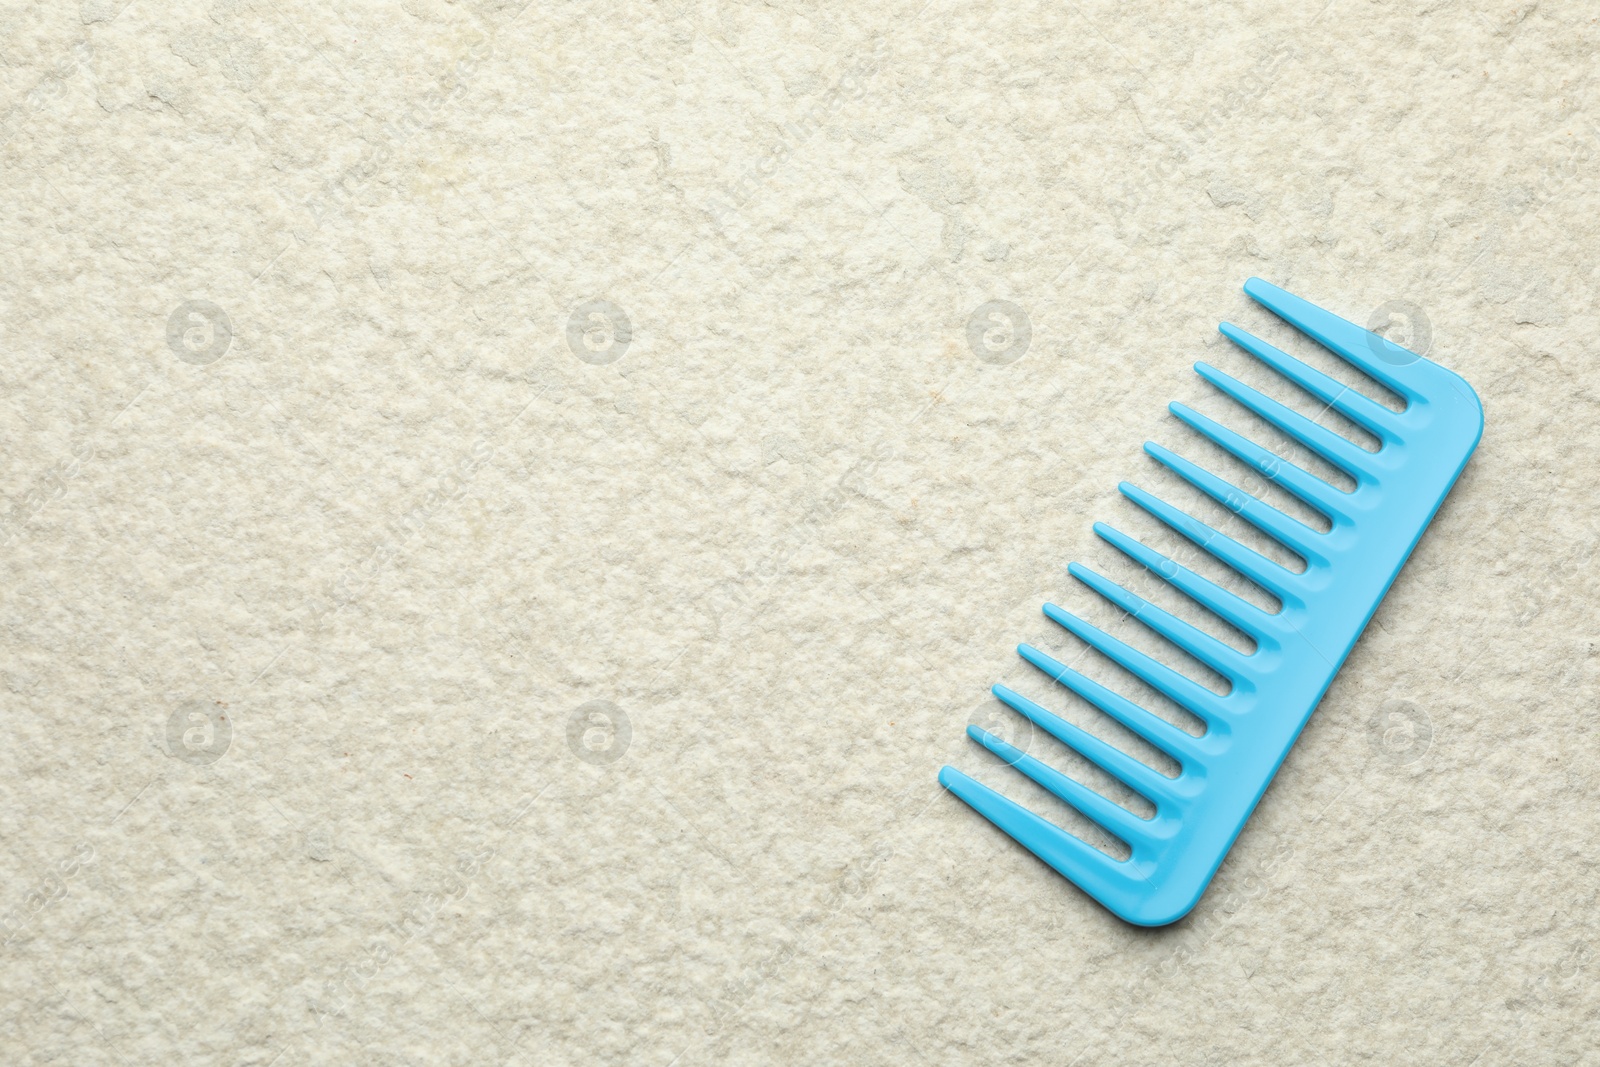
[939,279,1483,926]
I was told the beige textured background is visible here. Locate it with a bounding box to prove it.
[2,0,1596,1064]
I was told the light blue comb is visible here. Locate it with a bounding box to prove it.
[940,279,1483,926]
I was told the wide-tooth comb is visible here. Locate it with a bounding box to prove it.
[939,279,1483,926]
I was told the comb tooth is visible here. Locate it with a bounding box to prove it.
[1119,482,1297,603]
[1143,442,1324,562]
[967,726,1155,844]
[1018,642,1212,759]
[1039,605,1230,722]
[1195,362,1372,480]
[1092,522,1272,641]
[1067,561,1243,679]
[1168,402,1349,518]
[1218,322,1397,438]
[1241,277,1423,404]
[993,684,1176,802]
[938,765,1134,901]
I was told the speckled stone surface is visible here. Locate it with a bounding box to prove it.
[1,2,1596,1064]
